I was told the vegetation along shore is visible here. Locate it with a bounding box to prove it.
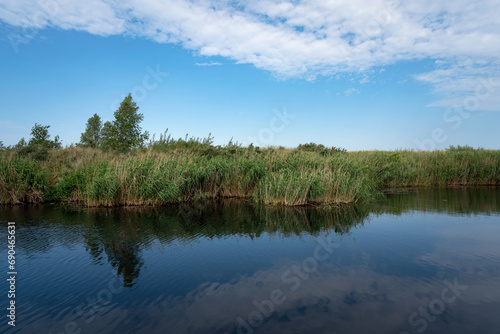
[1,95,499,207]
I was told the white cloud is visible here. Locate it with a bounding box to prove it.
[359,74,370,84]
[0,0,125,35]
[416,59,500,111]
[344,88,360,96]
[1,0,500,109]
[195,62,222,66]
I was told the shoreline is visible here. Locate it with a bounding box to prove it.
[2,185,499,208]
[1,146,499,207]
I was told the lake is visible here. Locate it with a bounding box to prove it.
[1,188,500,334]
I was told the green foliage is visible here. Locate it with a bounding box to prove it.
[254,170,317,206]
[149,129,215,152]
[14,124,61,161]
[101,94,149,152]
[101,121,115,150]
[447,145,483,151]
[31,147,50,161]
[297,142,347,155]
[147,130,248,158]
[15,138,26,149]
[80,113,102,148]
[0,142,499,206]
[28,123,61,149]
[0,156,49,203]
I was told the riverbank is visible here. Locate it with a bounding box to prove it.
[1,146,499,206]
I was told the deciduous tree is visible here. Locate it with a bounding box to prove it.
[28,123,61,149]
[101,94,149,152]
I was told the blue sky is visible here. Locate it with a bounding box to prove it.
[0,0,499,150]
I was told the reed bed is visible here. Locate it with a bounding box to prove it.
[0,146,498,206]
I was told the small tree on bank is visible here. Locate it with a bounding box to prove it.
[15,123,61,160]
[80,113,103,148]
[101,94,149,152]
[28,123,62,149]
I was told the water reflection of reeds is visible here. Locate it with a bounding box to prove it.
[1,188,499,287]
[374,187,500,216]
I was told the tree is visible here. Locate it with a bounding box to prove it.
[15,138,27,149]
[101,94,149,152]
[28,123,61,149]
[101,121,117,150]
[80,113,103,148]
[0,140,4,150]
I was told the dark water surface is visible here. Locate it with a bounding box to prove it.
[1,188,500,334]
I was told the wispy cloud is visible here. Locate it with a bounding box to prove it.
[416,59,500,111]
[344,88,360,96]
[195,62,222,67]
[1,0,500,109]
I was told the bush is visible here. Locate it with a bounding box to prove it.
[297,143,347,156]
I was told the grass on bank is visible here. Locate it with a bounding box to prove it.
[0,143,499,206]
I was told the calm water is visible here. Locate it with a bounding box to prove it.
[1,188,500,334]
